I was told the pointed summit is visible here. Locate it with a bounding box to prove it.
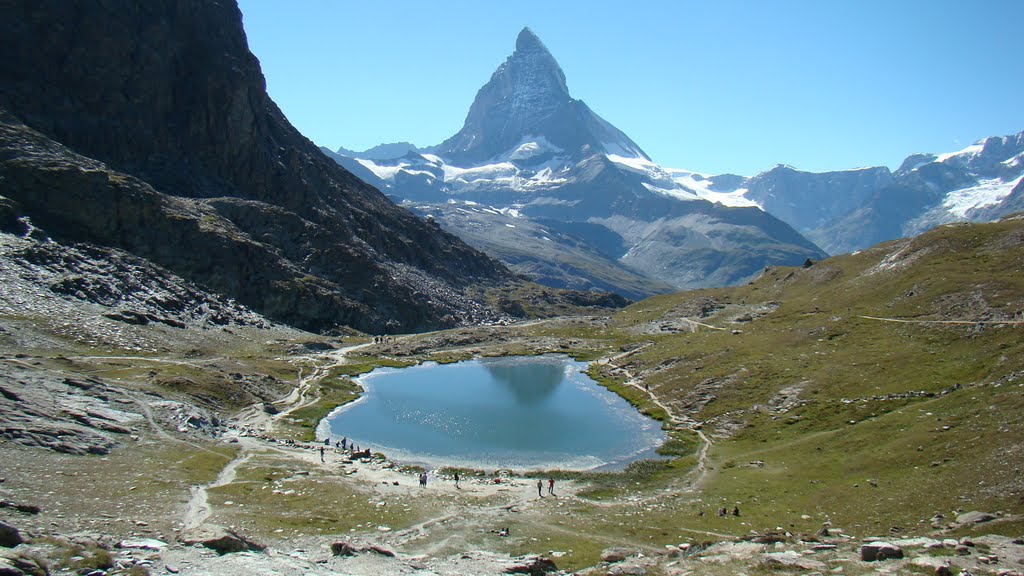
[434,28,647,166]
[515,26,545,52]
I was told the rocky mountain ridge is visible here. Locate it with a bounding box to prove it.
[0,0,622,335]
[735,131,1024,254]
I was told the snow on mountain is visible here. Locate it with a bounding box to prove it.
[431,27,650,166]
[323,28,830,295]
[942,175,1024,218]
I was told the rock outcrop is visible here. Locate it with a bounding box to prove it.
[180,525,264,555]
[0,0,519,334]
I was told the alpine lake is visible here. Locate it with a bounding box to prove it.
[319,355,665,471]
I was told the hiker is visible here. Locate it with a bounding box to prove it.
[341,437,347,450]
[419,472,427,487]
[547,478,555,495]
[537,479,543,497]
[718,507,727,517]
[454,472,460,489]
[732,506,740,517]
[324,437,331,446]
[319,446,325,463]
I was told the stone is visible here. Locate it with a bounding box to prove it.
[891,537,943,549]
[117,538,167,551]
[607,564,646,576]
[0,558,22,576]
[331,542,358,557]
[601,548,632,563]
[860,541,904,561]
[180,525,264,555]
[956,511,997,525]
[502,554,557,575]
[0,522,21,548]
[762,550,827,571]
[364,545,396,557]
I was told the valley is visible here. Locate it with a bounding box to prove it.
[1,1,1023,574]
[2,217,1023,575]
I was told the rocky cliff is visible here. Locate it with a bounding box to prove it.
[0,0,522,333]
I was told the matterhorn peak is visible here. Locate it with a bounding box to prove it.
[515,27,545,52]
[433,28,647,166]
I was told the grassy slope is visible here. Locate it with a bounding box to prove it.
[537,218,1024,535]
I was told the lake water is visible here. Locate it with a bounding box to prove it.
[319,355,665,471]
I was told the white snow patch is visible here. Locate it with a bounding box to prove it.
[355,158,407,180]
[935,143,984,164]
[941,175,1024,217]
[504,224,516,228]
[607,154,660,174]
[602,140,645,159]
[664,168,760,208]
[642,182,699,201]
[441,162,518,183]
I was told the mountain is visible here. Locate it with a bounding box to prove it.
[703,132,1024,255]
[0,1,623,335]
[330,28,826,296]
[433,28,649,167]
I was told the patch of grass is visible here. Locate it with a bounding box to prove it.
[282,374,363,441]
[36,537,114,573]
[587,366,668,423]
[657,430,700,457]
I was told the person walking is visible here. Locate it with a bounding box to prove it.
[547,478,555,495]
[454,472,460,489]
[537,478,543,498]
[319,446,325,463]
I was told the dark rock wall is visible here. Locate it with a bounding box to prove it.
[0,0,514,333]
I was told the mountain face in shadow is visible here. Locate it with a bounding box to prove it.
[0,0,520,333]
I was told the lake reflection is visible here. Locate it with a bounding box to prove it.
[481,356,563,405]
[321,355,664,471]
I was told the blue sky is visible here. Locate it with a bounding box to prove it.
[238,0,1023,176]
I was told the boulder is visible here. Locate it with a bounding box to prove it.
[762,550,827,571]
[364,545,395,557]
[0,522,21,548]
[117,538,168,551]
[0,550,42,576]
[502,554,557,575]
[180,525,263,555]
[331,542,358,557]
[330,542,395,558]
[860,541,904,561]
[0,558,23,576]
[956,511,997,525]
[601,547,632,563]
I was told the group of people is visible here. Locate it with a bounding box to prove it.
[537,478,555,497]
[318,437,562,499]
[716,506,740,517]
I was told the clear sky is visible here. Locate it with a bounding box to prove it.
[237,0,1023,176]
